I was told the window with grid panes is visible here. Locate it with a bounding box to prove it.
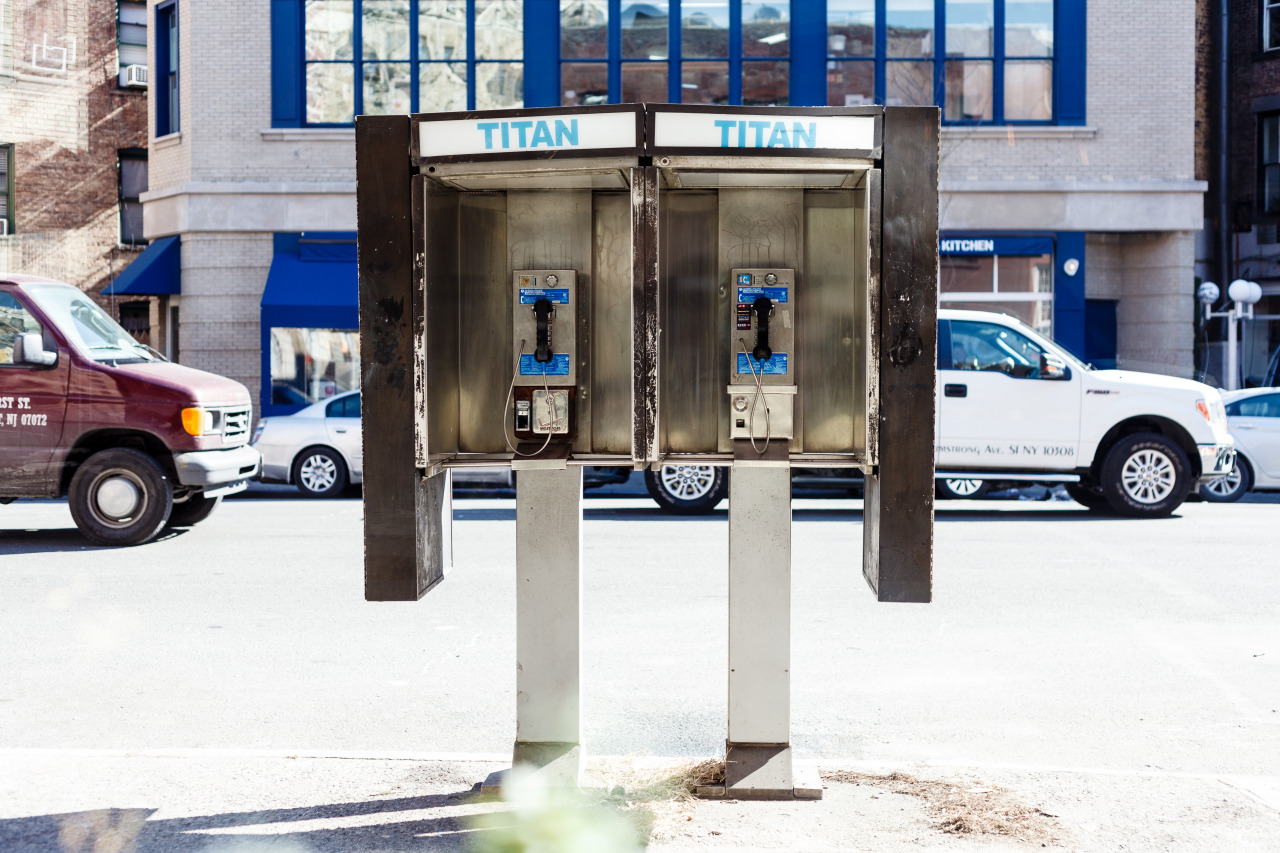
[1266,0,1280,51]
[117,1,147,75]
[304,0,523,125]
[0,145,13,236]
[827,0,1053,124]
[1262,114,1280,215]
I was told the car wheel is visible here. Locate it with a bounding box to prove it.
[935,478,989,500]
[167,493,222,527]
[1065,481,1110,511]
[68,448,173,546]
[1200,457,1251,503]
[645,464,728,515]
[292,447,348,498]
[1099,432,1192,518]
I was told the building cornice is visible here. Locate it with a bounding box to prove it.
[942,125,1099,141]
[259,128,357,142]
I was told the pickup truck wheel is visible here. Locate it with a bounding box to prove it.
[68,448,173,546]
[1065,482,1110,511]
[1200,457,1251,503]
[645,464,728,515]
[293,447,347,498]
[936,478,989,500]
[1100,433,1192,518]
[167,493,222,527]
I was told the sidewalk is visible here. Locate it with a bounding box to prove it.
[3,750,1278,851]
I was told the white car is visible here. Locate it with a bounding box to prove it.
[253,391,363,497]
[1200,388,1280,501]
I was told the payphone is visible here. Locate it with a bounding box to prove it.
[729,268,795,445]
[508,270,576,444]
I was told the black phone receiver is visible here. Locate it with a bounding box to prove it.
[532,298,554,363]
[751,296,773,362]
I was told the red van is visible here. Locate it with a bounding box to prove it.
[0,275,260,545]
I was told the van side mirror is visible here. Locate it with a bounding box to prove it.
[15,332,57,366]
[1039,353,1069,381]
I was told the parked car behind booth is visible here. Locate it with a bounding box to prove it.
[1199,388,1280,501]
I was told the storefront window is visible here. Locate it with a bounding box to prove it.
[270,328,360,406]
[940,247,1053,337]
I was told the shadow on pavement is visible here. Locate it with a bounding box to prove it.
[0,794,497,853]
[0,526,190,556]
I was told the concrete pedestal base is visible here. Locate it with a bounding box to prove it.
[695,744,822,800]
[480,741,583,794]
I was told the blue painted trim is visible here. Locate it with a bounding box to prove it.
[525,0,559,107]
[874,0,886,104]
[790,0,826,106]
[1053,231,1086,358]
[270,0,302,127]
[668,0,682,104]
[1056,0,1086,125]
[729,0,741,104]
[608,0,621,101]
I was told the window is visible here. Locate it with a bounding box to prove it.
[1267,0,1280,51]
[270,328,360,404]
[940,247,1053,336]
[156,2,180,135]
[1226,393,1280,419]
[948,319,1050,378]
[326,392,362,418]
[0,144,12,236]
[117,1,147,74]
[560,0,789,107]
[1262,114,1280,216]
[0,293,42,366]
[118,149,147,246]
[827,0,1054,123]
[304,0,524,124]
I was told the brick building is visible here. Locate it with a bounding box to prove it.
[0,0,152,341]
[1195,0,1280,386]
[135,0,1204,415]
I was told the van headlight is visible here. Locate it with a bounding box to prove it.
[181,407,217,436]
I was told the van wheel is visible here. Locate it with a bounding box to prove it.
[1099,433,1191,518]
[167,493,222,527]
[1201,457,1251,503]
[645,465,728,515]
[1065,481,1110,511]
[293,447,347,498]
[68,448,173,546]
[935,478,989,500]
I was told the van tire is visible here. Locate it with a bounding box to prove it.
[68,448,173,546]
[1099,433,1192,518]
[167,493,222,527]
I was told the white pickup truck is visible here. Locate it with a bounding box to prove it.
[647,308,1236,518]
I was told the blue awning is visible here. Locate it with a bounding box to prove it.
[103,236,181,295]
[260,249,358,330]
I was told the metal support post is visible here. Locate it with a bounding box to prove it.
[484,464,583,791]
[1227,304,1239,391]
[700,440,820,800]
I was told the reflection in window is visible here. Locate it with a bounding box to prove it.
[828,0,1055,123]
[303,0,522,122]
[270,328,361,406]
[0,293,41,366]
[940,252,1054,337]
[118,150,148,246]
[949,320,1048,376]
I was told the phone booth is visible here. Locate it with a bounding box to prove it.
[356,103,938,799]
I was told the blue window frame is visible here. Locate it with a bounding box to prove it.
[155,1,179,135]
[297,0,523,126]
[559,1,790,107]
[826,0,1058,124]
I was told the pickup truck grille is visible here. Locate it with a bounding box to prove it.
[221,408,250,443]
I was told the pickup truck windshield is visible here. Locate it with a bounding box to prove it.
[24,283,158,364]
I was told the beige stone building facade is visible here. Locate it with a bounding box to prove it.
[138,0,1203,416]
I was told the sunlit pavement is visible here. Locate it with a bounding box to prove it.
[2,488,1278,850]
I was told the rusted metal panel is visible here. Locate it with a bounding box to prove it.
[357,114,441,602]
[862,106,938,604]
[631,166,660,464]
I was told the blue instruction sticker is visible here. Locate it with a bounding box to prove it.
[737,286,789,303]
[736,273,753,286]
[737,353,788,375]
[518,288,570,305]
[520,353,571,376]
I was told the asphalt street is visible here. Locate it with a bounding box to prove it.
[1,482,1278,850]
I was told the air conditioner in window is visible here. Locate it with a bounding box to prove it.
[121,64,148,88]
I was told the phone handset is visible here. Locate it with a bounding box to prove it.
[751,296,773,362]
[533,297,554,363]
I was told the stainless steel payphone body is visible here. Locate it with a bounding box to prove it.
[356,103,938,800]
